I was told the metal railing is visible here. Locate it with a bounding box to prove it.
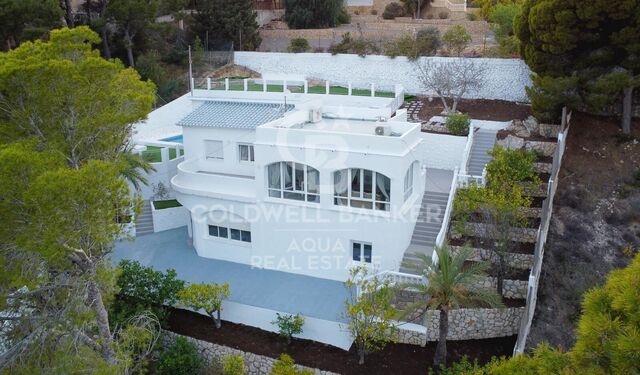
[513,108,571,355]
[459,126,476,176]
[457,166,487,188]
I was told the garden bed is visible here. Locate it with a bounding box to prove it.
[153,199,182,210]
[417,98,532,122]
[464,212,542,229]
[464,261,530,281]
[450,237,535,255]
[164,306,516,374]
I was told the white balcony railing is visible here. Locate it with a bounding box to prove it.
[171,159,256,201]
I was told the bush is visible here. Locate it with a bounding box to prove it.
[178,282,231,329]
[466,11,479,21]
[438,10,449,19]
[287,38,310,53]
[415,27,441,56]
[272,313,305,344]
[112,260,185,325]
[336,8,351,24]
[283,0,345,28]
[486,146,540,191]
[382,2,405,19]
[442,24,472,56]
[328,32,379,57]
[370,9,378,15]
[446,113,470,135]
[270,354,313,375]
[157,337,204,375]
[384,27,440,60]
[222,355,246,375]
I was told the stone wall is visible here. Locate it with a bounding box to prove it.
[450,245,534,270]
[453,222,538,243]
[395,307,525,345]
[161,331,338,375]
[235,52,532,101]
[476,277,528,299]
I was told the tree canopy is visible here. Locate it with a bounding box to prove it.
[283,0,346,29]
[0,0,62,51]
[190,0,261,51]
[515,0,640,132]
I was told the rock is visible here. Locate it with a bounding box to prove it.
[497,134,525,150]
[523,115,540,135]
[508,119,531,138]
[525,141,557,157]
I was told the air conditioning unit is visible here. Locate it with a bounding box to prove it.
[309,108,322,123]
[375,126,391,136]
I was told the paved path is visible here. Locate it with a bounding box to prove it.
[112,227,348,322]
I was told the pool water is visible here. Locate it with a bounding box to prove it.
[160,134,183,143]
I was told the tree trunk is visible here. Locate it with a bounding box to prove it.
[63,0,75,28]
[434,308,448,367]
[101,28,111,60]
[87,279,116,364]
[124,27,135,67]
[215,310,222,329]
[621,86,633,134]
[358,344,365,365]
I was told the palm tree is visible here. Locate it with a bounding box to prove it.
[118,150,155,190]
[399,244,503,368]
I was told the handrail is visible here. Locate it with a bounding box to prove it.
[460,126,475,176]
[434,167,459,264]
[357,270,425,296]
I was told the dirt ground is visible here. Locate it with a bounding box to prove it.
[418,98,532,121]
[166,307,515,374]
[526,112,640,350]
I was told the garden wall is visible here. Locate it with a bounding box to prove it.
[395,307,525,345]
[161,330,338,375]
[420,132,468,170]
[234,52,533,102]
[151,204,190,233]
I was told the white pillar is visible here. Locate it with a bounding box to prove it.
[225,78,229,91]
[325,81,330,95]
[160,147,170,163]
[243,78,248,91]
[190,78,195,92]
[304,80,308,94]
[371,83,375,97]
[207,78,211,90]
[283,80,287,92]
[263,79,267,92]
[348,82,352,96]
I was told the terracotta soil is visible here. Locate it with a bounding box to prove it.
[165,307,516,374]
[417,98,532,122]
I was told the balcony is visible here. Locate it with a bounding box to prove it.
[171,158,256,201]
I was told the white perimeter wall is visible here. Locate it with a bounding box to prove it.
[419,133,468,170]
[235,52,533,102]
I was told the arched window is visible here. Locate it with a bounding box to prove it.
[334,168,391,211]
[267,162,320,203]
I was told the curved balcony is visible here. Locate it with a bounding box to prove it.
[171,158,256,202]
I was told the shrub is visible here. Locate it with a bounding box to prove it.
[426,13,434,19]
[370,9,378,15]
[446,113,470,135]
[157,337,204,375]
[382,2,405,19]
[442,24,472,56]
[384,27,440,60]
[270,354,313,375]
[283,0,345,29]
[287,38,310,53]
[486,146,540,192]
[438,10,449,19]
[222,355,246,375]
[112,260,185,325]
[272,313,305,344]
[415,27,441,56]
[466,11,479,21]
[328,32,379,57]
[336,8,351,24]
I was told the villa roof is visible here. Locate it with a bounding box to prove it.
[177,100,294,129]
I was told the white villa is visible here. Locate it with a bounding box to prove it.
[115,78,505,348]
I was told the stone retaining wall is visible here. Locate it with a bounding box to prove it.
[395,307,525,345]
[450,245,534,270]
[476,277,528,299]
[452,222,538,243]
[161,331,338,375]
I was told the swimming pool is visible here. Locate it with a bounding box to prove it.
[160,135,183,143]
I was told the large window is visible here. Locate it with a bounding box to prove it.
[352,241,372,263]
[205,140,223,160]
[404,163,414,201]
[334,168,391,211]
[267,162,320,203]
[238,143,254,162]
[208,225,251,243]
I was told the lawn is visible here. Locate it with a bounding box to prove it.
[210,79,396,98]
[141,146,183,163]
[153,199,182,209]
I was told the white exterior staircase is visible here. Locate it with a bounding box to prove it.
[467,128,497,176]
[135,200,154,236]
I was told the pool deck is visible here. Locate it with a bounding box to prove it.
[112,227,348,323]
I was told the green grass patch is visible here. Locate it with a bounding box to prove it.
[153,199,182,210]
[141,146,181,163]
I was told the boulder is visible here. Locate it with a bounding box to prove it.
[497,134,525,150]
[508,119,531,138]
[523,115,540,135]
